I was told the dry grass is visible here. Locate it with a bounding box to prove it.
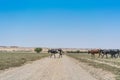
[66,53,120,80]
[0,52,49,70]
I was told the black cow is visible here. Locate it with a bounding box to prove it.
[48,48,64,58]
[101,49,120,58]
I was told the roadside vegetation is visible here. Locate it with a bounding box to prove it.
[67,53,120,80]
[34,48,43,53]
[0,52,49,70]
[66,50,88,53]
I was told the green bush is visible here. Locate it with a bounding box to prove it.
[34,48,42,53]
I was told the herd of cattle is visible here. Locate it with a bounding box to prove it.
[47,48,120,58]
[48,49,63,58]
[88,49,120,58]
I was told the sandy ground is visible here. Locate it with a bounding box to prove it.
[0,55,113,80]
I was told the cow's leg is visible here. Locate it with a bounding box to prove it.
[50,53,53,58]
[117,52,120,58]
[60,54,62,58]
[98,53,101,58]
[116,53,119,58]
[61,54,62,58]
[102,53,104,58]
[111,54,113,58]
[114,53,117,58]
[58,53,61,58]
[50,53,51,58]
[106,53,108,59]
[54,53,56,58]
[91,53,94,58]
[117,52,119,58]
[91,54,92,58]
[58,53,60,58]
[92,53,95,58]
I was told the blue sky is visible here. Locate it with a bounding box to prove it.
[0,0,120,48]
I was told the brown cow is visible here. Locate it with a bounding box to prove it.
[88,49,102,58]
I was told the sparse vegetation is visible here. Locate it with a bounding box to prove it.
[0,52,49,70]
[66,50,81,53]
[66,50,88,53]
[67,53,120,80]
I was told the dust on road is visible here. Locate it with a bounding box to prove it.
[0,55,99,80]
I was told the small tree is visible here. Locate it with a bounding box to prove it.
[76,50,80,53]
[34,48,42,53]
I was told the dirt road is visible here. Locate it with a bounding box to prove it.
[0,55,98,80]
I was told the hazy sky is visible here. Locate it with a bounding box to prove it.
[0,0,120,48]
